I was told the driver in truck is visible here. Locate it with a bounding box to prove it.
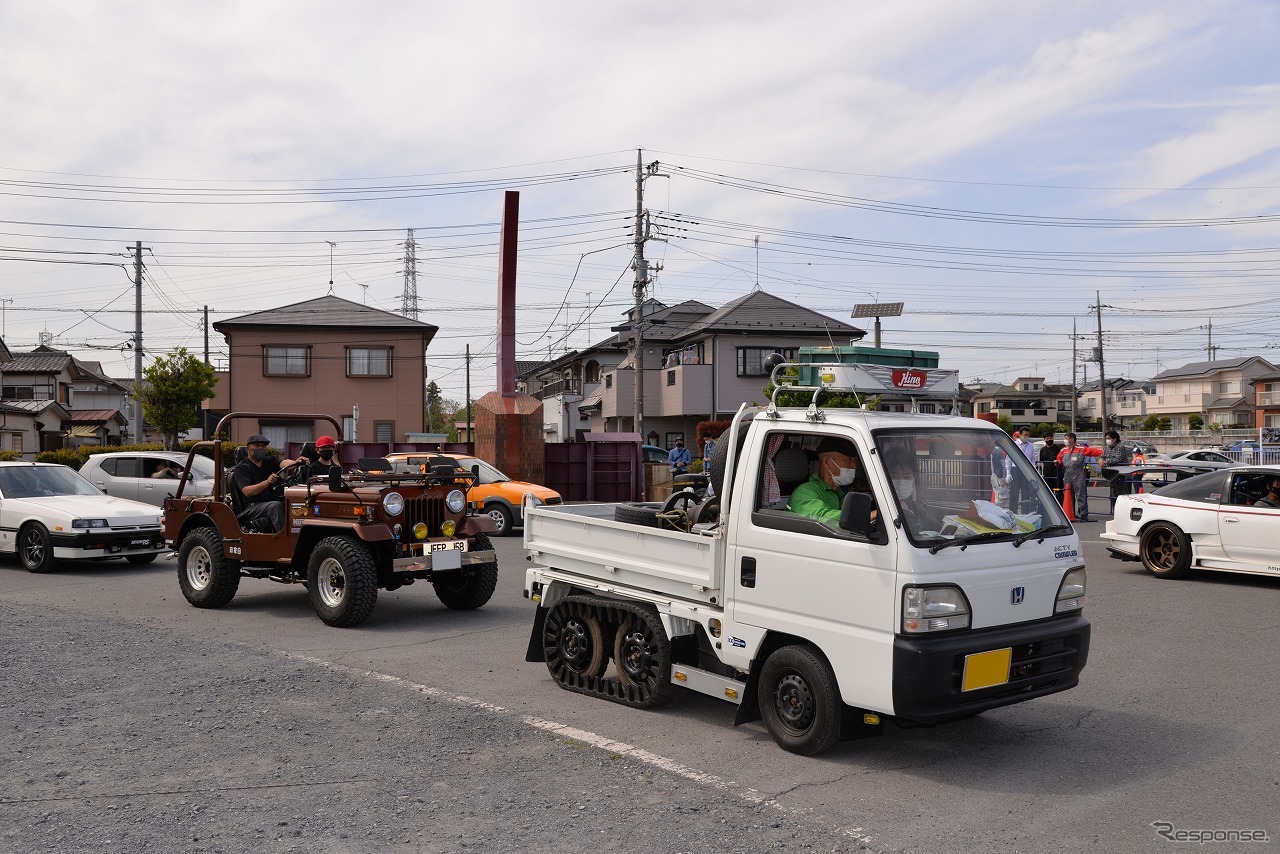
[788,436,878,526]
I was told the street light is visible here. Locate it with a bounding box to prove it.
[851,302,904,349]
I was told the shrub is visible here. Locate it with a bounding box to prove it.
[0,450,21,462]
[35,449,84,470]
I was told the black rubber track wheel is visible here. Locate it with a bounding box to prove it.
[612,606,677,708]
[544,596,608,680]
[432,533,499,610]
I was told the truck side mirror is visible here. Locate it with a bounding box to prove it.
[839,491,876,536]
[327,465,346,492]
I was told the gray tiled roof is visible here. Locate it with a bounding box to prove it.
[677,291,863,340]
[1153,356,1275,380]
[0,351,73,373]
[215,295,439,333]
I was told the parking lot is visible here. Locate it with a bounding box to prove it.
[2,494,1277,853]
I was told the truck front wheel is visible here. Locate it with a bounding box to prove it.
[308,536,378,627]
[177,526,240,608]
[759,645,842,756]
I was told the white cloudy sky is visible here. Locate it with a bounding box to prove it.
[2,0,1278,403]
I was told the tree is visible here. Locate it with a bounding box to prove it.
[134,347,219,450]
[424,382,460,435]
[1188,413,1204,431]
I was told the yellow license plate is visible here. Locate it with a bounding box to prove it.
[961,647,1012,692]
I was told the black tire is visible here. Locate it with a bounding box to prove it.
[1139,523,1193,579]
[709,428,747,500]
[613,503,661,527]
[177,526,240,608]
[758,645,843,756]
[432,533,499,610]
[544,597,608,679]
[126,553,158,565]
[307,536,378,627]
[661,489,700,515]
[485,503,514,536]
[18,523,56,574]
[692,497,721,525]
[612,607,676,707]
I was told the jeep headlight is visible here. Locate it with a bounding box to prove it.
[445,489,466,513]
[1055,567,1086,613]
[382,492,404,517]
[72,519,109,529]
[902,585,971,633]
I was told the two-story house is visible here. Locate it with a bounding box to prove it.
[530,290,864,447]
[0,343,132,454]
[1147,356,1277,430]
[1249,370,1280,434]
[1075,378,1151,430]
[208,295,438,446]
[969,377,1074,430]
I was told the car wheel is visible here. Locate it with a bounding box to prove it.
[485,503,513,536]
[308,536,378,627]
[432,533,498,610]
[1140,523,1193,579]
[18,523,56,574]
[177,526,240,608]
[759,644,843,756]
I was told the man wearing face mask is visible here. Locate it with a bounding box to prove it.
[301,434,342,479]
[888,457,935,533]
[1100,429,1129,514]
[789,436,878,526]
[230,434,304,532]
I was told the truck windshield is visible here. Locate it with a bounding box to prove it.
[873,427,1071,546]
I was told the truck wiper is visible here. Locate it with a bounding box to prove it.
[1011,524,1073,548]
[929,531,1011,554]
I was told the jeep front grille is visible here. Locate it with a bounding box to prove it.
[404,494,447,535]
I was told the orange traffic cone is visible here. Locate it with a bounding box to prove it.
[1062,483,1075,522]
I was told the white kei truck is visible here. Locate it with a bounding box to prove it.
[522,363,1091,755]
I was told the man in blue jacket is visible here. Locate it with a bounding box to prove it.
[667,438,691,475]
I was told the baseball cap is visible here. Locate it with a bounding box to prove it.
[316,435,337,448]
[246,434,270,445]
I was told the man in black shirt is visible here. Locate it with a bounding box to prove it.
[1038,434,1061,499]
[230,434,303,532]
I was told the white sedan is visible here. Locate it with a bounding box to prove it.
[0,462,167,573]
[1102,465,1280,579]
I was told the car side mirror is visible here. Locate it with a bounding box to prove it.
[839,491,876,536]
[471,464,480,482]
[327,465,346,492]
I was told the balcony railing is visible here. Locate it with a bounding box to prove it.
[533,378,580,400]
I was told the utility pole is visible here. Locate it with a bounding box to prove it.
[132,241,144,443]
[1093,291,1108,431]
[630,150,664,440]
[1070,320,1078,435]
[465,343,472,445]
[1207,319,1218,361]
[203,306,210,364]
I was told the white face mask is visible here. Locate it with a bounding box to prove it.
[1105,439,1115,447]
[893,478,914,499]
[832,467,857,487]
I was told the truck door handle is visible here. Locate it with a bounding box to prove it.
[740,556,756,588]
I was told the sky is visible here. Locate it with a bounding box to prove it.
[2,0,1278,405]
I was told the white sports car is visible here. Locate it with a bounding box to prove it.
[1102,465,1280,579]
[0,462,167,573]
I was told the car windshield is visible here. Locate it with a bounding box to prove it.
[873,427,1071,547]
[0,465,104,498]
[464,459,509,485]
[188,455,217,478]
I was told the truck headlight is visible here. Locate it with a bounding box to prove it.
[902,585,971,633]
[382,492,404,517]
[445,489,466,513]
[72,519,109,529]
[1055,567,1086,613]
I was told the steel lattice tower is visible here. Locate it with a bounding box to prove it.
[401,228,419,320]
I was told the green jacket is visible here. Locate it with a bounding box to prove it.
[787,474,844,522]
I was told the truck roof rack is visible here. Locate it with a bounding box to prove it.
[765,361,961,421]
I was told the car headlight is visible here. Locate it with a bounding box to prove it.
[445,489,466,513]
[1055,567,1086,613]
[72,519,109,529]
[527,493,544,507]
[382,492,404,517]
[902,585,971,633]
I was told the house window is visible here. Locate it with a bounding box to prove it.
[978,402,991,413]
[666,371,676,386]
[919,403,935,414]
[347,347,392,377]
[584,360,601,384]
[736,347,795,377]
[665,432,684,448]
[1219,381,1237,395]
[259,422,313,451]
[374,421,394,443]
[11,434,21,454]
[605,374,613,389]
[343,416,356,442]
[263,346,310,377]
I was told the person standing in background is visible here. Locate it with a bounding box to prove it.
[1101,430,1129,514]
[1039,434,1061,499]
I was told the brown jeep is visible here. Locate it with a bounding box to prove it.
[163,413,499,627]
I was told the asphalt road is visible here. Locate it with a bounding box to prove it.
[2,492,1277,853]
